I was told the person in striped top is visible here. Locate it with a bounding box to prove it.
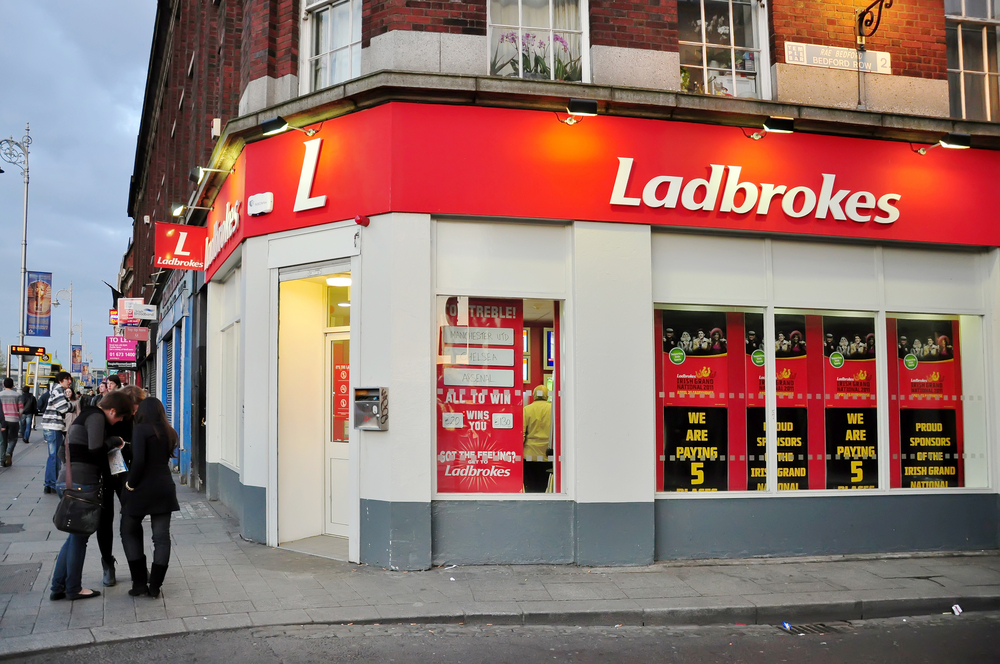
[0,378,23,467]
[41,372,73,494]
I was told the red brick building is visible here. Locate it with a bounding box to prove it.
[126,0,1000,567]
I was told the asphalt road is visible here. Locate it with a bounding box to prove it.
[8,612,999,663]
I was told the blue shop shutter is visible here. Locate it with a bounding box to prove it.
[164,335,174,425]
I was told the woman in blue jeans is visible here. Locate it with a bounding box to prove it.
[49,391,133,601]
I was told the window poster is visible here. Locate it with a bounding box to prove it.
[436,297,524,493]
[745,314,810,490]
[890,318,963,488]
[662,310,737,491]
[823,316,878,489]
[747,408,809,491]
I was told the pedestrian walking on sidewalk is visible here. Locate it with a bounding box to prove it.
[64,389,81,428]
[41,373,73,494]
[49,390,133,602]
[19,386,37,445]
[0,378,23,467]
[121,397,179,598]
[96,384,145,587]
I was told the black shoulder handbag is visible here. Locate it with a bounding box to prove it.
[52,435,103,535]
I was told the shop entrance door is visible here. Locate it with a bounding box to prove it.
[325,332,351,537]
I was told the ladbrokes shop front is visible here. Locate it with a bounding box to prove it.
[198,100,1000,569]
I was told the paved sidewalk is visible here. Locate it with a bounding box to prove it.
[1,430,999,659]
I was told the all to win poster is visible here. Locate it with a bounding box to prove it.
[436,298,524,493]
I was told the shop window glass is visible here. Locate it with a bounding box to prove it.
[436,296,562,494]
[657,307,766,492]
[888,315,987,488]
[326,272,352,328]
[765,311,879,491]
[488,0,584,81]
[659,308,882,492]
[678,0,764,98]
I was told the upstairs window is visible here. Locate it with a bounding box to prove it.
[489,0,587,82]
[678,0,765,98]
[945,0,1000,121]
[307,0,361,91]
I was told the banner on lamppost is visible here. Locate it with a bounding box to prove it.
[26,271,52,337]
[71,345,83,373]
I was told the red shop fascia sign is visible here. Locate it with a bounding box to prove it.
[204,103,1000,279]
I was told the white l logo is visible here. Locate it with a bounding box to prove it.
[174,231,191,256]
[293,138,327,212]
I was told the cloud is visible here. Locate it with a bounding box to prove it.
[0,0,155,373]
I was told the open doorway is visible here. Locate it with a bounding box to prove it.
[277,269,352,560]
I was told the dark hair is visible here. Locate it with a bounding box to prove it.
[99,391,134,418]
[135,397,178,455]
[3,378,13,389]
[21,386,29,393]
[54,371,72,383]
[107,374,122,388]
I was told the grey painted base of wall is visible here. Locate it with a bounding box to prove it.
[361,499,432,570]
[207,462,267,544]
[655,494,1000,560]
[432,501,654,566]
[577,502,654,566]
[432,500,575,566]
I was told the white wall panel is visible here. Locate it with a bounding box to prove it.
[359,213,434,503]
[571,222,655,503]
[771,240,878,310]
[436,220,568,296]
[242,238,270,487]
[883,247,984,313]
[651,232,767,304]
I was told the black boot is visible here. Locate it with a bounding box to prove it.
[127,557,149,596]
[147,563,168,598]
[102,556,117,587]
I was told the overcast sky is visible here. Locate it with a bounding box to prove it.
[0,1,155,372]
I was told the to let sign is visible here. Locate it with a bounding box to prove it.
[106,336,138,363]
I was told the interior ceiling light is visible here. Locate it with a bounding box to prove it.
[171,202,212,217]
[188,166,233,185]
[556,98,599,126]
[326,276,352,287]
[260,116,319,137]
[911,132,972,155]
[337,302,351,307]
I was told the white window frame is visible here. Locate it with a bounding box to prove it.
[945,1,1000,122]
[677,0,772,100]
[299,0,362,95]
[486,0,591,83]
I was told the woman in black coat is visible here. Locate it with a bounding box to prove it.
[120,397,180,598]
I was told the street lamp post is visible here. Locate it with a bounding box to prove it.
[54,283,72,373]
[0,124,31,385]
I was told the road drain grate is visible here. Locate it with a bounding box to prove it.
[777,622,851,636]
[0,563,42,593]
